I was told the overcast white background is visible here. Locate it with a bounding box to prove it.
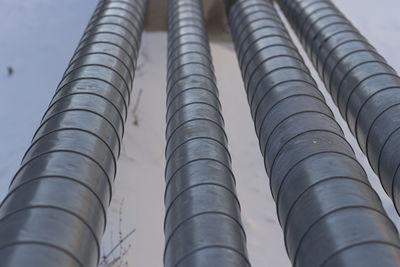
[1,0,400,266]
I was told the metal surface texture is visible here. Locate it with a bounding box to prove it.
[0,0,147,266]
[226,0,400,266]
[164,0,250,266]
[276,0,400,214]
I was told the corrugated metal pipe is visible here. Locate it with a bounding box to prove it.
[225,0,400,266]
[164,0,250,266]
[0,0,147,266]
[276,0,400,214]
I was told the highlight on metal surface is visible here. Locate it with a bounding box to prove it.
[164,0,250,266]
[0,0,147,266]
[276,0,400,214]
[225,0,400,266]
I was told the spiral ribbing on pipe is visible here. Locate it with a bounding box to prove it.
[276,0,400,214]
[164,0,250,266]
[226,0,400,266]
[0,1,147,266]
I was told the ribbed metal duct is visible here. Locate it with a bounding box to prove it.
[0,0,147,266]
[276,0,400,214]
[225,0,400,266]
[164,0,250,266]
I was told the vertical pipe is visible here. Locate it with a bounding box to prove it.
[225,0,400,266]
[276,0,400,214]
[164,0,250,266]
[0,0,147,266]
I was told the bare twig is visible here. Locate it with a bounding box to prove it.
[132,88,143,126]
[102,228,136,262]
[118,199,124,265]
[99,198,135,267]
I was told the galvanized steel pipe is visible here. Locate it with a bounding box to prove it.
[276,0,400,214]
[0,0,147,266]
[164,0,250,266]
[225,0,400,266]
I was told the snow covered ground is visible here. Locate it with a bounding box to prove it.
[0,0,400,266]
